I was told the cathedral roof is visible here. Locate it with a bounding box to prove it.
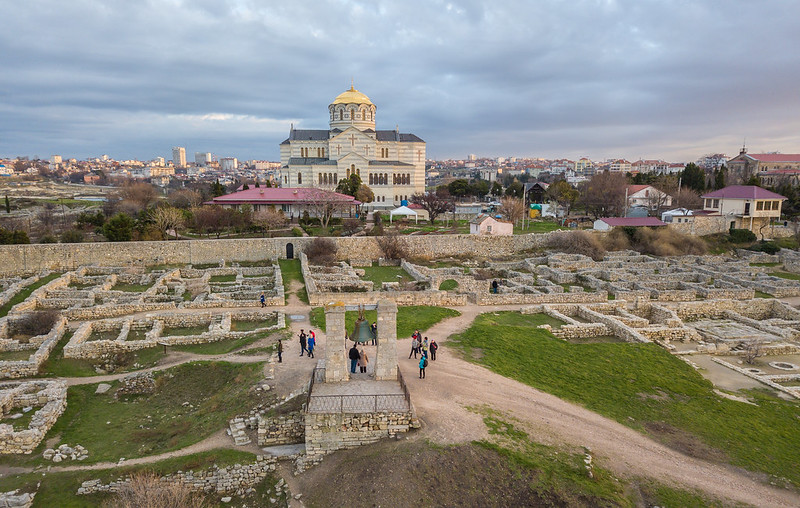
[287,157,334,165]
[369,160,415,167]
[332,86,373,105]
[282,129,424,144]
[376,131,424,142]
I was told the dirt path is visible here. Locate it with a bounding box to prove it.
[398,306,800,508]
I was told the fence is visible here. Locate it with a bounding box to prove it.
[306,393,408,413]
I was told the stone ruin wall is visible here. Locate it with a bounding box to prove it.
[303,411,413,460]
[0,380,67,454]
[257,412,305,446]
[77,455,277,496]
[0,317,67,379]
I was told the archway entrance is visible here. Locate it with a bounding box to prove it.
[286,243,294,259]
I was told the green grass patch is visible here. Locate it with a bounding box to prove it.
[162,324,209,336]
[755,290,775,298]
[0,406,40,431]
[87,330,121,342]
[309,305,460,339]
[0,349,34,361]
[479,312,567,329]
[770,271,800,281]
[513,220,566,235]
[111,283,150,292]
[39,362,269,464]
[0,273,62,317]
[172,333,267,355]
[438,279,458,291]
[209,274,237,283]
[278,258,307,304]
[750,262,781,267]
[39,330,96,377]
[361,264,413,286]
[147,263,185,271]
[449,312,800,487]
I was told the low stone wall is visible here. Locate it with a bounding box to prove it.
[0,490,35,508]
[258,412,305,446]
[0,274,42,310]
[474,290,608,305]
[711,358,800,400]
[304,411,413,460]
[77,455,277,496]
[0,380,68,454]
[0,318,67,379]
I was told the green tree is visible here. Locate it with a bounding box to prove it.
[447,179,471,198]
[255,181,260,188]
[242,183,250,190]
[505,180,524,199]
[490,181,503,198]
[335,174,363,197]
[546,180,580,221]
[210,179,225,197]
[471,179,490,198]
[744,174,762,187]
[681,163,706,193]
[102,213,135,242]
[713,165,727,190]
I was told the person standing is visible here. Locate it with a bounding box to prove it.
[429,339,438,361]
[276,339,283,363]
[419,355,427,379]
[370,322,377,345]
[348,343,360,373]
[260,292,266,307]
[358,347,369,373]
[409,336,419,359]
[299,329,308,356]
[421,337,429,358]
[307,331,315,359]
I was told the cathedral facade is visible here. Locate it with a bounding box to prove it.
[279,86,426,210]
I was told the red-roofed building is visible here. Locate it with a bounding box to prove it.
[700,185,786,233]
[206,187,361,220]
[593,217,666,231]
[726,146,800,182]
[626,185,673,212]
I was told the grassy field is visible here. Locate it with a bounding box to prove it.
[111,283,151,292]
[172,329,277,355]
[360,264,413,286]
[448,312,800,487]
[39,331,165,377]
[209,274,237,283]
[0,272,62,317]
[513,220,567,235]
[309,305,460,339]
[278,258,308,304]
[770,271,800,281]
[438,278,458,291]
[16,362,270,465]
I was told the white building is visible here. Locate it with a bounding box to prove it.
[220,157,238,171]
[279,86,426,210]
[172,147,186,167]
[195,152,212,166]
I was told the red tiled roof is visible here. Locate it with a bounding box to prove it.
[598,217,666,227]
[626,185,650,194]
[208,187,360,205]
[701,185,786,200]
[744,154,800,163]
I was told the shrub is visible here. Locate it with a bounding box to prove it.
[13,311,60,337]
[305,237,337,265]
[603,227,707,256]
[376,232,408,260]
[341,218,361,236]
[730,228,757,243]
[547,230,606,261]
[291,227,304,237]
[60,229,84,243]
[39,234,58,244]
[748,241,780,254]
[369,224,384,236]
[103,471,206,508]
[373,211,384,225]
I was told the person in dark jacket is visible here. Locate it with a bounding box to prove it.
[429,339,438,361]
[276,339,283,363]
[348,344,360,373]
[419,356,427,379]
[299,329,308,356]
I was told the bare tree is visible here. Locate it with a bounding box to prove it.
[499,197,525,224]
[673,188,703,210]
[191,206,226,238]
[377,231,409,260]
[303,188,352,229]
[150,206,185,240]
[743,339,764,365]
[643,175,679,214]
[579,172,628,218]
[104,471,205,508]
[252,208,288,237]
[119,181,159,211]
[410,192,453,223]
[167,189,203,209]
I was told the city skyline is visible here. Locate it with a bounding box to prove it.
[2,1,799,163]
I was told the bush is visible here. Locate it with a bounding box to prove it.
[13,311,60,337]
[747,241,780,254]
[291,227,304,237]
[39,234,58,244]
[103,471,205,508]
[373,211,384,225]
[376,232,409,260]
[369,224,384,236]
[342,218,361,236]
[547,230,606,261]
[730,228,757,243]
[602,227,707,256]
[60,229,84,243]
[305,237,337,265]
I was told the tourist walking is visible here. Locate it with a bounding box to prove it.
[299,329,308,356]
[370,322,377,345]
[421,337,429,358]
[419,355,427,379]
[409,336,419,359]
[260,292,266,307]
[348,344,360,373]
[276,339,283,363]
[307,331,315,358]
[429,339,438,361]
[358,347,369,373]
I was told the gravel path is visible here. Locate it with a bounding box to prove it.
[399,305,800,508]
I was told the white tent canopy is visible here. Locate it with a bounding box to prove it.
[388,205,418,223]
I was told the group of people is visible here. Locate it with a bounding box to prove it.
[408,329,438,379]
[298,329,316,358]
[348,343,370,374]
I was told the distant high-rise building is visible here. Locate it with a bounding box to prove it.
[220,157,238,171]
[195,152,212,166]
[468,154,477,161]
[50,155,62,165]
[152,157,165,166]
[172,147,186,167]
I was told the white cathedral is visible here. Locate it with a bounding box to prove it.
[279,86,426,210]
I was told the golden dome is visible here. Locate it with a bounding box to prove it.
[332,86,373,105]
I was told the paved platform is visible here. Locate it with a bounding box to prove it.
[307,379,408,413]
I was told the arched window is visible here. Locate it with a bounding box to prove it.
[319,174,323,185]
[384,173,388,185]
[407,173,411,185]
[369,173,373,185]
[297,172,302,185]
[339,109,343,121]
[333,173,338,184]
[347,167,351,178]
[323,173,328,185]
[356,168,360,176]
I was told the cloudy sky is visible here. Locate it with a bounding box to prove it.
[1,0,799,163]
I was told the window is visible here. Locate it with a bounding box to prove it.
[487,225,492,232]
[339,110,343,121]
[369,173,373,185]
[713,199,719,208]
[773,201,780,210]
[756,201,764,211]
[297,172,302,185]
[333,173,338,184]
[319,174,323,185]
